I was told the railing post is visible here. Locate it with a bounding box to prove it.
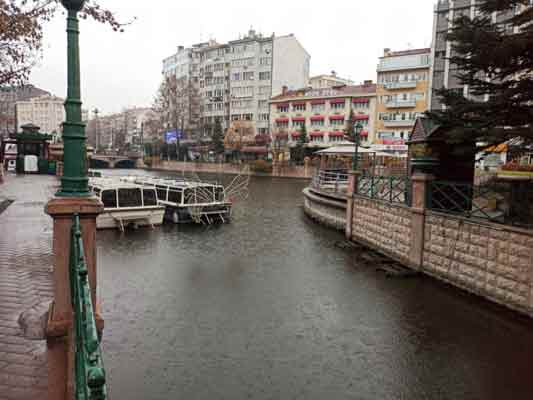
[345,171,360,240]
[408,173,434,271]
[45,199,103,400]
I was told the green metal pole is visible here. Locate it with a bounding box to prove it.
[57,0,89,197]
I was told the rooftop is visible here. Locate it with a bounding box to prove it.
[381,48,431,59]
[271,83,376,102]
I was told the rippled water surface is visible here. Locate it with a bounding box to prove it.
[97,169,533,400]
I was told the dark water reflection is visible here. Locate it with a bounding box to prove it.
[97,169,533,400]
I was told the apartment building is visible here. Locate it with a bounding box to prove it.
[270,82,377,148]
[15,95,65,141]
[162,30,310,138]
[309,72,354,89]
[375,48,431,145]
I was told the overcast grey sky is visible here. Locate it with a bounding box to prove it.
[30,0,435,117]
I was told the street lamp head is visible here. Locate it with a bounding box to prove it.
[61,0,86,12]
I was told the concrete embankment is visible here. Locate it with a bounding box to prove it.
[145,160,316,179]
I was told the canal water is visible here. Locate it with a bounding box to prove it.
[98,170,533,400]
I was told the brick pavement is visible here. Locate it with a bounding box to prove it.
[0,174,57,400]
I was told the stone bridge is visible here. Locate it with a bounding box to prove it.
[90,153,143,169]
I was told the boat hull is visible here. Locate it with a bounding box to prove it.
[97,207,165,230]
[164,203,232,224]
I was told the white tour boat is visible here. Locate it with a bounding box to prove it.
[126,176,233,224]
[89,177,165,231]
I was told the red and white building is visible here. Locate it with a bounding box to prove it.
[269,82,377,148]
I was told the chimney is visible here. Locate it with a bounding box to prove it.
[282,86,288,95]
[383,48,391,57]
[331,70,337,77]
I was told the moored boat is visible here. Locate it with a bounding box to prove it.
[89,177,165,231]
[127,176,232,224]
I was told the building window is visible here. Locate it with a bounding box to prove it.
[292,120,305,128]
[243,113,253,121]
[259,71,271,81]
[243,71,254,80]
[292,104,306,112]
[258,113,269,121]
[260,57,271,66]
[276,121,289,129]
[311,103,325,112]
[232,73,241,81]
[330,118,345,126]
[310,119,325,127]
[277,105,289,113]
[330,102,345,110]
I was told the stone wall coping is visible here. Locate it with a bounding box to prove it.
[305,188,347,209]
[426,210,533,238]
[45,196,103,217]
[353,194,412,212]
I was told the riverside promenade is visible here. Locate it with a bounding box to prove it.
[0,174,56,400]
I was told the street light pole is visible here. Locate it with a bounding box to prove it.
[352,122,363,171]
[57,0,89,197]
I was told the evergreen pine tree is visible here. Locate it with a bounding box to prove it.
[294,124,308,163]
[427,0,533,149]
[212,118,225,155]
[345,109,355,142]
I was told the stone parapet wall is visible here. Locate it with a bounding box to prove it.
[423,212,533,315]
[351,197,413,265]
[303,188,346,231]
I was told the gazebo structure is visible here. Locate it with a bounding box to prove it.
[2,123,53,173]
[407,117,476,183]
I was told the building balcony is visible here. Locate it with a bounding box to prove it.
[384,81,418,90]
[383,119,416,128]
[385,100,416,108]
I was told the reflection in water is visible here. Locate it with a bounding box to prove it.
[98,170,533,400]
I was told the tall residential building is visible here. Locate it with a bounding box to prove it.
[0,85,50,138]
[162,30,310,137]
[270,82,377,148]
[375,48,431,145]
[429,0,529,110]
[308,72,354,89]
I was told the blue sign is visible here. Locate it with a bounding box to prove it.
[165,130,183,144]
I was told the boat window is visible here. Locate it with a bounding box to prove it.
[156,185,168,201]
[118,188,142,208]
[143,189,157,206]
[168,188,182,204]
[93,188,101,197]
[215,187,224,202]
[101,190,117,208]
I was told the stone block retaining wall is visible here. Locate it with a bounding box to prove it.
[423,212,533,315]
[347,193,533,316]
[351,198,412,265]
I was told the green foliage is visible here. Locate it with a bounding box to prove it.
[212,118,225,155]
[345,109,355,141]
[427,0,533,148]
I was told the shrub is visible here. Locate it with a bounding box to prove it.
[251,159,273,173]
[501,162,533,172]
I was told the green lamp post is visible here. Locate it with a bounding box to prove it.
[352,122,363,171]
[57,0,90,197]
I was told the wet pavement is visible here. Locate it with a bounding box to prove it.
[0,174,56,400]
[97,170,533,400]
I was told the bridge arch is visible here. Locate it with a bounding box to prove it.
[114,159,136,169]
[90,158,111,169]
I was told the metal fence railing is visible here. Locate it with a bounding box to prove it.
[356,176,410,205]
[310,169,349,196]
[70,214,107,400]
[428,181,509,222]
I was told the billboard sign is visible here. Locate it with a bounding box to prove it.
[165,130,183,144]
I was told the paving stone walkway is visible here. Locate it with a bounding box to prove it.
[0,174,57,400]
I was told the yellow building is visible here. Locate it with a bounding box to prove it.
[375,48,431,147]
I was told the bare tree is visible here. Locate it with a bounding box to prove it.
[0,1,126,86]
